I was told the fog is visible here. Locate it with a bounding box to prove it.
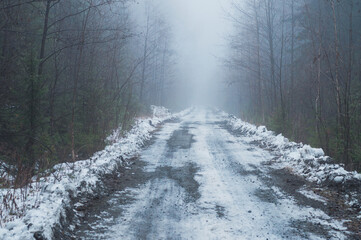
[128,0,361,171]
[2,0,360,180]
[1,1,361,234]
[131,0,233,107]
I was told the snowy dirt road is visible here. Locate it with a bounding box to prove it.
[66,109,351,240]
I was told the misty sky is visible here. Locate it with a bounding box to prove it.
[132,0,233,106]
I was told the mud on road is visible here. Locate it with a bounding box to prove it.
[55,109,358,240]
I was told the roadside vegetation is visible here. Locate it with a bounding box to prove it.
[226,0,361,171]
[0,0,174,187]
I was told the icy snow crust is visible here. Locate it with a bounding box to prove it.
[0,106,184,240]
[225,114,361,186]
[90,108,348,239]
[1,108,359,239]
[225,113,361,218]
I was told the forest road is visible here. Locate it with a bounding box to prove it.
[70,109,349,240]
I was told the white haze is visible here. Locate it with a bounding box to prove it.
[130,0,233,108]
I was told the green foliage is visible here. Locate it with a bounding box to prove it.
[0,0,170,184]
[306,126,322,149]
[267,109,291,136]
[75,130,104,159]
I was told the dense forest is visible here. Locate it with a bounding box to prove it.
[225,0,361,171]
[2,1,361,238]
[0,0,174,185]
[2,0,361,188]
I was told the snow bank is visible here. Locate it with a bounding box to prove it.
[151,105,170,118]
[226,115,361,187]
[0,106,181,240]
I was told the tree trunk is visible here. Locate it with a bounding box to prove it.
[265,0,276,110]
[331,0,342,142]
[71,2,92,162]
[289,0,294,118]
[253,0,264,122]
[122,85,133,131]
[38,0,52,76]
[279,0,285,121]
[140,14,150,103]
[344,0,353,169]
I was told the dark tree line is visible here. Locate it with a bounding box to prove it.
[0,0,174,183]
[226,0,361,170]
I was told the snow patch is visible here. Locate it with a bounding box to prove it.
[0,106,182,240]
[225,114,361,187]
[224,113,361,221]
[297,188,327,203]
